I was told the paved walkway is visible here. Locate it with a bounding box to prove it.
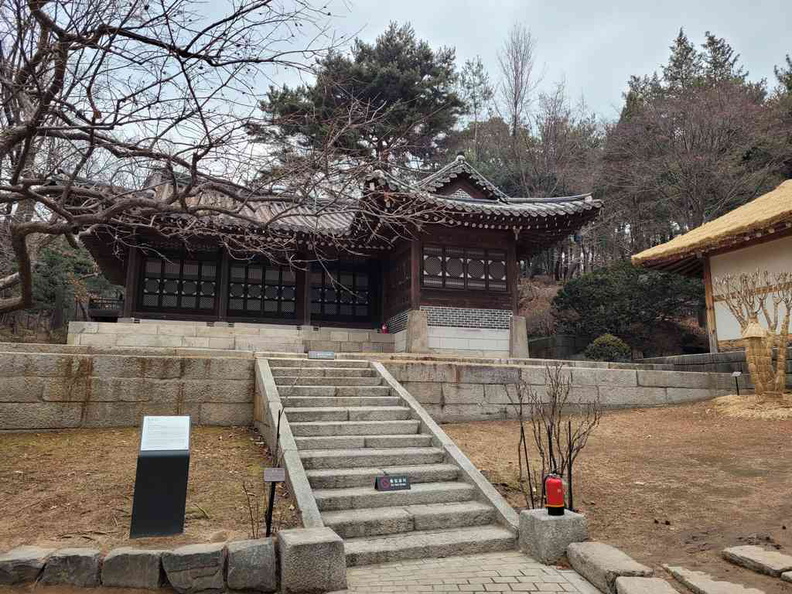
[330,551,598,593]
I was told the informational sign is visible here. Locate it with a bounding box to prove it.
[140,416,190,452]
[308,350,335,360]
[130,416,191,538]
[264,467,286,483]
[374,475,411,491]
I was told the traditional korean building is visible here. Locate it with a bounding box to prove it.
[633,179,792,353]
[82,155,601,356]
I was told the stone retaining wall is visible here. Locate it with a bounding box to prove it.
[381,360,739,423]
[0,349,255,430]
[642,349,792,389]
[67,321,395,353]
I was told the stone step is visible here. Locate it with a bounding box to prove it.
[722,545,792,577]
[275,376,382,387]
[270,367,376,378]
[665,566,764,594]
[289,420,420,437]
[277,386,393,397]
[295,434,433,450]
[322,501,496,538]
[284,406,411,423]
[343,525,517,567]
[300,447,445,470]
[305,463,460,489]
[268,358,371,368]
[281,396,401,408]
[314,481,475,511]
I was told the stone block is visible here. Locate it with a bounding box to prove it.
[484,383,518,404]
[200,403,253,425]
[520,366,552,385]
[637,370,711,389]
[441,383,485,404]
[510,316,530,358]
[401,381,442,404]
[0,377,45,402]
[40,548,101,587]
[278,527,346,593]
[616,577,678,594]
[116,334,184,348]
[226,539,276,592]
[567,542,652,594]
[78,334,119,347]
[101,547,163,589]
[68,321,99,334]
[88,377,180,403]
[519,509,588,564]
[183,337,211,348]
[0,402,82,430]
[457,364,520,384]
[0,546,54,584]
[162,543,226,594]
[157,324,197,336]
[436,403,506,423]
[571,368,638,387]
[83,402,179,427]
[181,358,253,380]
[665,565,763,594]
[0,353,90,378]
[405,310,429,353]
[666,387,719,404]
[599,387,667,409]
[92,355,183,379]
[207,337,235,349]
[181,379,254,403]
[722,545,792,577]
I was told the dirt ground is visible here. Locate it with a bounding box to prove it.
[0,426,299,553]
[444,401,792,594]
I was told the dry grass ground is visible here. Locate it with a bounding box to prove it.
[444,401,792,594]
[0,426,299,553]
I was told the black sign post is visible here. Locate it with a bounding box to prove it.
[130,416,191,538]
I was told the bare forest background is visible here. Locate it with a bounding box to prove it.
[1,2,790,355]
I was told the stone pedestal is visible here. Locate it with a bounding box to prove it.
[509,316,529,358]
[278,528,346,593]
[405,310,429,354]
[519,509,588,564]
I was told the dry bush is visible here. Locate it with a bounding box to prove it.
[518,277,560,337]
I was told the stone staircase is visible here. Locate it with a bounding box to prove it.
[269,357,517,567]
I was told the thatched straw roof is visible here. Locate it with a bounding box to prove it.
[632,179,792,274]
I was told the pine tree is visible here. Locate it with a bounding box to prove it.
[256,22,464,167]
[661,29,703,91]
[458,57,495,159]
[702,31,747,83]
[775,54,792,93]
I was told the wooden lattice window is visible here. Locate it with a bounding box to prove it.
[141,256,218,311]
[310,263,371,322]
[228,262,296,318]
[422,246,507,292]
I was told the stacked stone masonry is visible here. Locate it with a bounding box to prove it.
[421,306,513,329]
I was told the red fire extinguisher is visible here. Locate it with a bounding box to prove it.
[545,473,565,516]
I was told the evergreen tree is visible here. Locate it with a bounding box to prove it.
[458,57,494,159]
[775,54,792,93]
[661,29,703,91]
[256,22,464,167]
[702,31,747,83]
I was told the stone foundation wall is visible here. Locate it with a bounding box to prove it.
[0,348,255,430]
[381,360,738,423]
[67,321,395,353]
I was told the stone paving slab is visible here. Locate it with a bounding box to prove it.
[328,550,597,593]
[665,565,765,594]
[722,546,792,577]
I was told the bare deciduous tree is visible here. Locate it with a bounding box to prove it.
[509,363,601,510]
[714,270,792,398]
[0,0,442,315]
[497,24,538,139]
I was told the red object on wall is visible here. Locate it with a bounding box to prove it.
[380,323,389,334]
[545,474,565,516]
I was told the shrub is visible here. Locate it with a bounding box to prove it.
[585,334,632,362]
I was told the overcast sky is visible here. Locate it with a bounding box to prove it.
[276,0,792,121]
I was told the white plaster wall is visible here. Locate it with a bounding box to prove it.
[710,235,792,341]
[427,326,510,357]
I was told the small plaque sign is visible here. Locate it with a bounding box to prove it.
[308,350,335,360]
[374,475,411,491]
[264,467,286,483]
[140,416,190,452]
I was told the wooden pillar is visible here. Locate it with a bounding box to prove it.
[298,265,312,327]
[216,250,230,321]
[122,246,139,318]
[703,257,719,353]
[409,238,421,310]
[507,237,519,315]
